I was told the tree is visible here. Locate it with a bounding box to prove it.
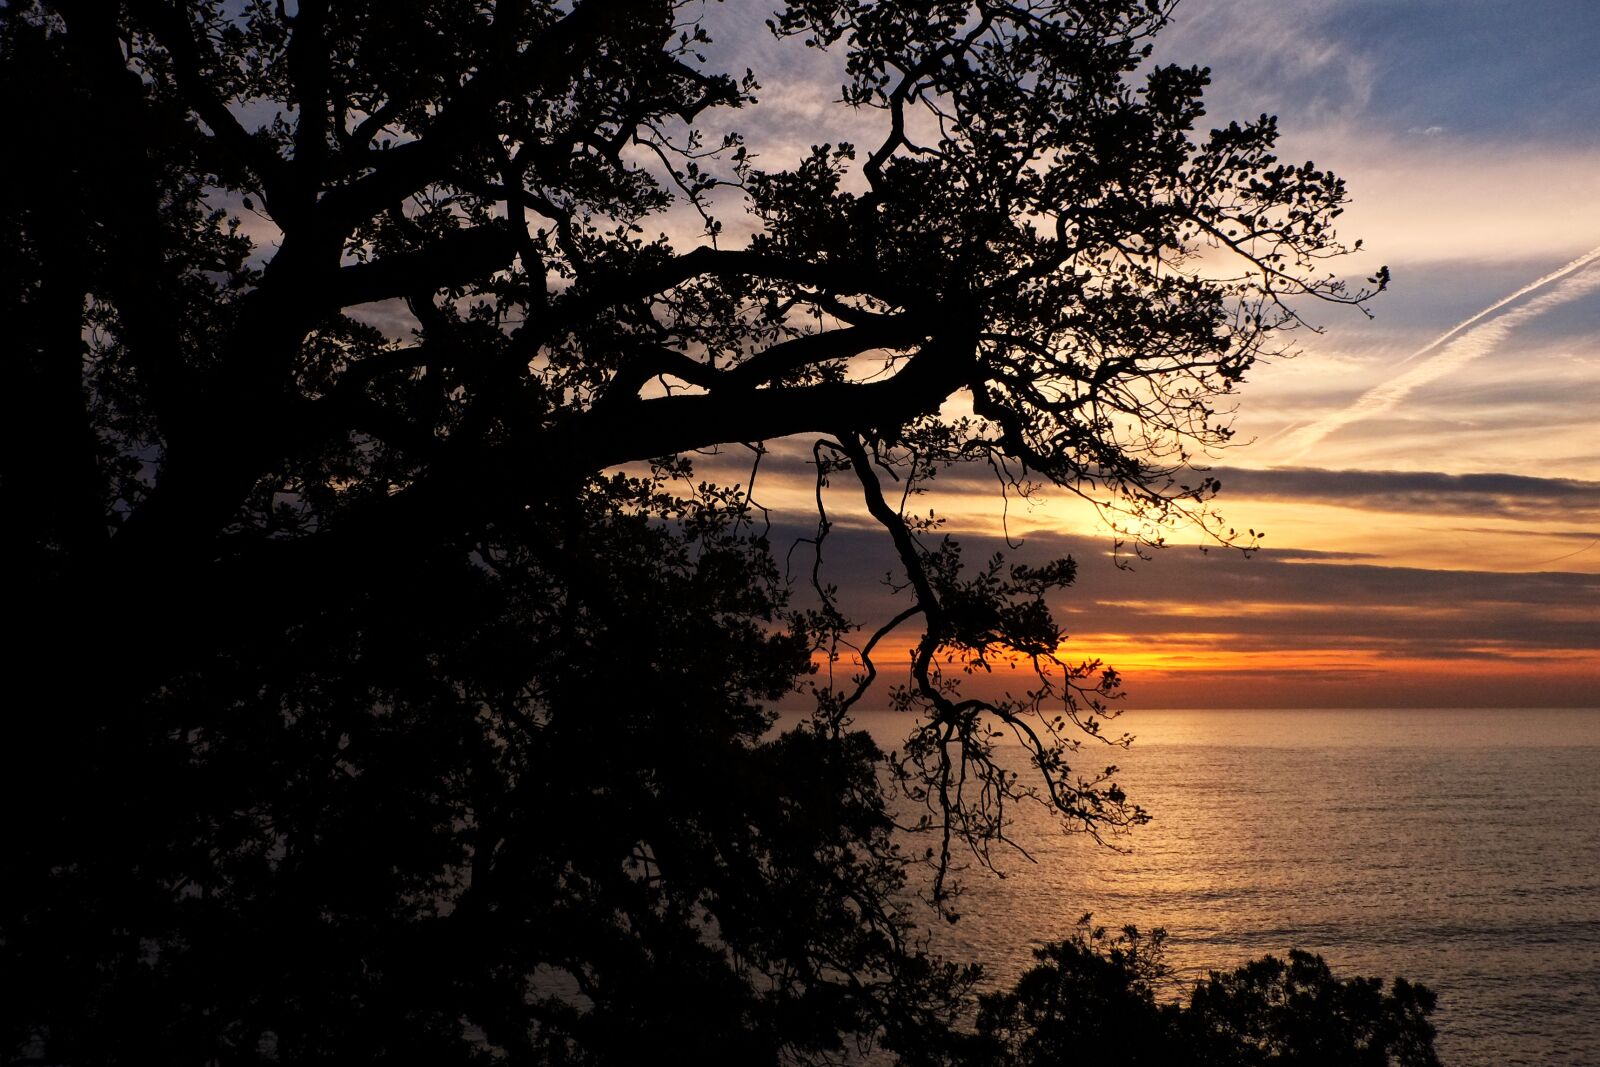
[970,919,1441,1067]
[2,0,1386,1062]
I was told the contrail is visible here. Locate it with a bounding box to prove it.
[1395,242,1600,367]
[1276,246,1600,462]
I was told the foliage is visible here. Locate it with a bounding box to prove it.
[2,0,1385,1061]
[970,919,1441,1067]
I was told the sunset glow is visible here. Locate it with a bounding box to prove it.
[724,0,1600,712]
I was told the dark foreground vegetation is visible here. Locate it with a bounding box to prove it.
[970,921,1439,1067]
[3,0,1433,1061]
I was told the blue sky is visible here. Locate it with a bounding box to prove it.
[1165,0,1600,146]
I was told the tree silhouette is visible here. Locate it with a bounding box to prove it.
[3,0,1388,1062]
[970,920,1440,1066]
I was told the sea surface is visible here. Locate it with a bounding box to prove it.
[846,707,1600,1066]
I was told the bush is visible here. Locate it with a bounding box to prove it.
[968,919,1441,1067]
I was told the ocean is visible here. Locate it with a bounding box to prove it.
[847,707,1600,1066]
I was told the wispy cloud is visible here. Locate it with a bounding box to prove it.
[1206,466,1600,522]
[1277,251,1600,461]
[1394,244,1600,367]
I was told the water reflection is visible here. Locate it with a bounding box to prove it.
[836,707,1600,1067]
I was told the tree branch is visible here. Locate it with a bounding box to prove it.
[329,224,519,309]
[131,0,293,209]
[314,0,664,235]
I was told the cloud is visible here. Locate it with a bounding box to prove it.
[1203,466,1600,522]
[1394,245,1600,368]
[1295,134,1600,267]
[1276,256,1600,461]
[1160,0,1600,146]
[1152,0,1379,124]
[765,519,1599,632]
[774,519,1599,708]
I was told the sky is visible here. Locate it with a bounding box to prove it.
[691,0,1600,709]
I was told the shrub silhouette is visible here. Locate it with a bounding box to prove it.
[972,920,1440,1067]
